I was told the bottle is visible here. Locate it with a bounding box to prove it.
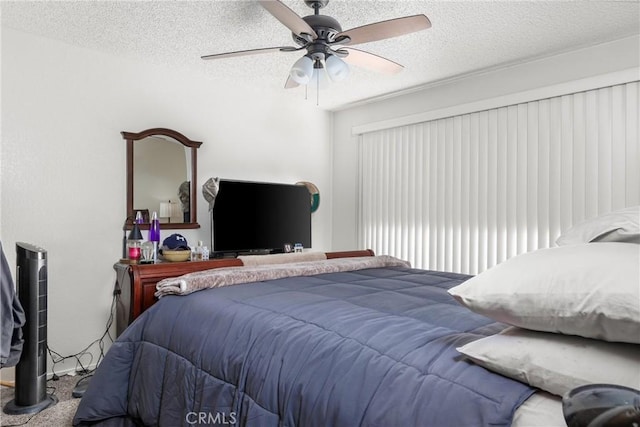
[149,211,161,262]
[195,241,204,261]
[202,245,209,260]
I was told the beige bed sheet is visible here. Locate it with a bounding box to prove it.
[513,391,567,427]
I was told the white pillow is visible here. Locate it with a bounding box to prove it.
[448,243,640,343]
[556,206,639,245]
[457,327,640,396]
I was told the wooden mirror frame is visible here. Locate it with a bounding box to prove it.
[122,128,202,230]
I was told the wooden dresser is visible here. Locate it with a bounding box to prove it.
[114,258,242,336]
[114,249,374,336]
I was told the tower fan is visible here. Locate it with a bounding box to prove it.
[3,243,57,415]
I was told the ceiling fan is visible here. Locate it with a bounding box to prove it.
[201,0,432,89]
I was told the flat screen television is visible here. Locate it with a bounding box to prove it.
[212,179,311,254]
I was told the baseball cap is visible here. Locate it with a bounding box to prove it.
[162,233,190,250]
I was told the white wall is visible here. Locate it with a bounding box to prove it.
[1,27,331,375]
[331,35,640,251]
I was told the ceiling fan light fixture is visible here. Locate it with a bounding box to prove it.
[290,55,314,84]
[203,1,432,92]
[325,54,349,82]
[312,63,330,90]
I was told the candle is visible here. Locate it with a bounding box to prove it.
[128,245,141,260]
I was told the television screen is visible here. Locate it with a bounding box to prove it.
[212,180,311,254]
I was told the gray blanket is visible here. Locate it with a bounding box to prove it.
[74,266,534,426]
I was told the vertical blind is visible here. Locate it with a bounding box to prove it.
[358,81,639,274]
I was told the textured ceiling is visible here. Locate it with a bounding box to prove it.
[2,0,639,110]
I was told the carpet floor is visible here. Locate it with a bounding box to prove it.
[0,374,87,426]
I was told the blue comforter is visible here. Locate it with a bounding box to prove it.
[74,266,534,426]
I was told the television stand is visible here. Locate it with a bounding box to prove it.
[212,248,281,258]
[241,249,279,255]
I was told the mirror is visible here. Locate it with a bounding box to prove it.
[122,128,202,230]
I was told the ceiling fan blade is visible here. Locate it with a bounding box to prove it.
[340,48,404,74]
[201,46,298,60]
[258,0,317,40]
[284,76,300,89]
[336,15,431,46]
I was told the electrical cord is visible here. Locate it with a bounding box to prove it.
[46,285,118,386]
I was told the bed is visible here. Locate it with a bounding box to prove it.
[73,208,640,427]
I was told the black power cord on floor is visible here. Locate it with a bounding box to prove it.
[71,373,93,398]
[46,286,118,396]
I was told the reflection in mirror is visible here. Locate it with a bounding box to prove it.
[122,128,202,230]
[134,137,189,224]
